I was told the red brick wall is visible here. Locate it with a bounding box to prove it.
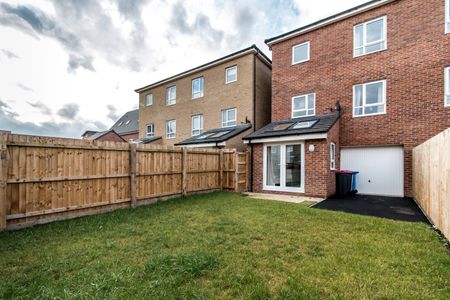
[96,132,126,143]
[120,132,139,142]
[270,0,450,196]
[249,120,340,198]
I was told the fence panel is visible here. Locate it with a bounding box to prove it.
[0,133,248,230]
[412,128,450,240]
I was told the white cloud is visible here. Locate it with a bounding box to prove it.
[0,0,368,138]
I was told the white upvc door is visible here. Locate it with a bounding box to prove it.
[263,142,305,193]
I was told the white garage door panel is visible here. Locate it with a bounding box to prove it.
[341,147,404,197]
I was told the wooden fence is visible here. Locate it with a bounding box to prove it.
[0,134,248,230]
[412,128,450,240]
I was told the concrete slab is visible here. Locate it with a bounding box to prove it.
[244,192,323,204]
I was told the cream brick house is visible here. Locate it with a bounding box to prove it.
[135,45,272,151]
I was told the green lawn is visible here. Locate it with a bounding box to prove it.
[0,192,449,299]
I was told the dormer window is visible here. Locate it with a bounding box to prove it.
[354,16,387,57]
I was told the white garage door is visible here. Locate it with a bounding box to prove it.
[340,147,404,197]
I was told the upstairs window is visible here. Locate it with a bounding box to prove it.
[292,41,310,64]
[192,77,204,99]
[146,94,153,106]
[146,124,154,136]
[222,108,237,127]
[225,66,237,84]
[166,86,176,105]
[353,80,386,117]
[330,142,336,170]
[292,93,315,118]
[445,67,450,107]
[166,120,176,139]
[446,0,450,33]
[354,16,387,57]
[192,115,204,136]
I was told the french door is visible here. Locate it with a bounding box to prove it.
[263,142,305,193]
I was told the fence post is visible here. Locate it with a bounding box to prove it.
[219,150,224,190]
[234,151,239,192]
[0,134,8,230]
[130,143,137,208]
[182,147,188,196]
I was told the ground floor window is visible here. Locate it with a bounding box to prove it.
[263,143,304,193]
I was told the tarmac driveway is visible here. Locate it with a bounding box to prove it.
[313,194,429,223]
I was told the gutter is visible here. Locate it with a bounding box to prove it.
[135,45,271,93]
[265,0,395,47]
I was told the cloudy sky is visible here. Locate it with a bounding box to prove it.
[0,0,366,138]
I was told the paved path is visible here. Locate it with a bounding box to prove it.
[244,192,323,204]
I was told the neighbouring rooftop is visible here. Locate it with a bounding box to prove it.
[175,124,252,146]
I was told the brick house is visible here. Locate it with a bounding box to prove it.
[82,109,140,143]
[245,0,450,198]
[135,45,272,151]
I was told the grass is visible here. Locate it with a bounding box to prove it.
[0,191,449,299]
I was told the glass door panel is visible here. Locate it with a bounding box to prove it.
[266,145,281,186]
[285,144,302,187]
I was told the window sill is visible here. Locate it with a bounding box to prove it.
[263,186,305,193]
[291,59,310,65]
[225,80,237,85]
[353,47,387,58]
[352,111,386,118]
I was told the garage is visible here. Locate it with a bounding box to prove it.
[340,146,404,197]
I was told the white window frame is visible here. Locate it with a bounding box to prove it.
[292,41,310,65]
[146,123,154,136]
[263,142,305,193]
[191,115,204,136]
[146,93,153,106]
[292,93,316,118]
[221,108,237,128]
[225,66,237,84]
[330,142,336,170]
[353,16,387,57]
[166,86,176,106]
[166,120,176,139]
[192,77,204,99]
[445,67,450,107]
[353,79,387,117]
[446,0,450,34]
